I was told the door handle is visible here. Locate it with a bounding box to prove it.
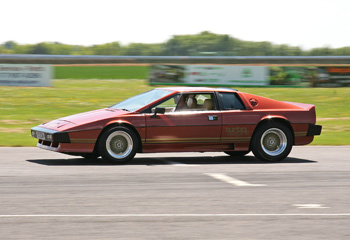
[208,115,218,121]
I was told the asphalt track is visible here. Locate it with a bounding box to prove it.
[0,146,349,240]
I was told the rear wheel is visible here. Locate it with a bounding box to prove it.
[98,126,138,164]
[224,151,250,157]
[251,122,293,162]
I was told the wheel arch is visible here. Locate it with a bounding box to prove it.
[93,122,143,154]
[251,117,295,147]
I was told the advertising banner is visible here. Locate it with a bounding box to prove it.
[150,65,350,87]
[0,64,52,87]
[150,65,270,86]
[269,66,350,87]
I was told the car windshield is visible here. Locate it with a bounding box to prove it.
[110,89,173,112]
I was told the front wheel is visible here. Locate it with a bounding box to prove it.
[98,126,138,164]
[251,122,293,162]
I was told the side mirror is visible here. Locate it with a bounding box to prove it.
[151,107,165,118]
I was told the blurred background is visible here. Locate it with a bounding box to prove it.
[0,0,349,146]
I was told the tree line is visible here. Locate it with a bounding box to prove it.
[1,31,350,56]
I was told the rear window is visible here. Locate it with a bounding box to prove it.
[219,92,245,110]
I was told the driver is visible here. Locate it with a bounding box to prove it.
[175,95,189,111]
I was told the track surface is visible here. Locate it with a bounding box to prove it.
[0,146,349,240]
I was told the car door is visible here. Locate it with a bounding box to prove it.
[145,93,222,144]
[218,92,259,145]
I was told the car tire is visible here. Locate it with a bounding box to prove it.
[98,126,138,164]
[224,151,250,157]
[251,122,293,162]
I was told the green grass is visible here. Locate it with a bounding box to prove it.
[0,80,349,146]
[54,66,149,79]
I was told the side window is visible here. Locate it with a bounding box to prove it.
[156,95,178,110]
[195,94,217,111]
[147,94,180,113]
[175,93,217,111]
[219,92,245,110]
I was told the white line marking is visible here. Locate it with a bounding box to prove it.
[0,214,349,217]
[294,204,329,209]
[205,173,266,187]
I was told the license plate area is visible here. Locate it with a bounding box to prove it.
[36,131,46,140]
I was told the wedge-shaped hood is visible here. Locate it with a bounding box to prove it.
[40,108,129,131]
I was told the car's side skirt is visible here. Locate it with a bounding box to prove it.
[143,142,239,153]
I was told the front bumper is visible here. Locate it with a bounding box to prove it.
[31,126,96,153]
[307,124,322,136]
[31,126,70,143]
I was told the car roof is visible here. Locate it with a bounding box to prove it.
[157,87,238,93]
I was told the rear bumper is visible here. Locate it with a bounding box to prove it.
[307,124,322,136]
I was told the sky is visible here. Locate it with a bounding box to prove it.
[1,0,349,50]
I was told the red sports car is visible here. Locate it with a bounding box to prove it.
[31,87,322,163]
